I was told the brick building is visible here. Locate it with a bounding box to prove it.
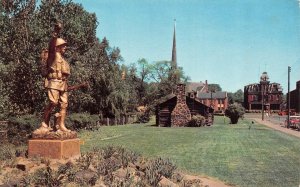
[244,72,283,112]
[288,81,300,113]
[186,81,229,112]
[196,92,228,112]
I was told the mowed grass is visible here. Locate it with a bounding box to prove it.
[79,116,300,187]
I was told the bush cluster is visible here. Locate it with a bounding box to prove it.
[4,113,101,145]
[67,113,100,131]
[225,103,245,124]
[145,157,177,186]
[187,115,205,127]
[7,115,40,145]
[136,111,151,123]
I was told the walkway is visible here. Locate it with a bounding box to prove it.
[246,115,300,138]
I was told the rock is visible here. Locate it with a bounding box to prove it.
[159,176,179,187]
[64,182,79,187]
[182,175,203,187]
[113,166,137,180]
[135,160,147,171]
[172,172,184,182]
[16,159,34,171]
[113,168,127,179]
[126,166,136,175]
[0,184,11,187]
[0,178,22,187]
[136,170,145,178]
[127,162,136,168]
[94,179,107,187]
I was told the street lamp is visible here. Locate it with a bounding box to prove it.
[287,66,291,128]
[261,84,264,120]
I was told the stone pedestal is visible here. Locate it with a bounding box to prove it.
[28,138,80,159]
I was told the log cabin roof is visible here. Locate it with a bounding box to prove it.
[156,93,176,104]
[157,93,213,110]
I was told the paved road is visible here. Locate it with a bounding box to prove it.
[244,113,300,138]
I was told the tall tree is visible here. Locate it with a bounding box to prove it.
[233,89,244,104]
[0,0,124,117]
[144,60,190,106]
[208,84,222,92]
[0,0,44,114]
[228,89,244,104]
[128,58,151,106]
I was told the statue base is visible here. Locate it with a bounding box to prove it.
[32,129,78,140]
[28,138,80,159]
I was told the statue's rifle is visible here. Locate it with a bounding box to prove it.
[68,82,88,92]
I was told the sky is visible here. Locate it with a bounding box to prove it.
[73,0,300,93]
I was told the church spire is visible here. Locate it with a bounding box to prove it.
[171,19,177,70]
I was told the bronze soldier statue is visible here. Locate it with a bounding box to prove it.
[36,22,71,133]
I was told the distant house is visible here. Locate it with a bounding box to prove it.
[156,84,213,127]
[244,72,283,111]
[195,92,228,112]
[186,81,228,113]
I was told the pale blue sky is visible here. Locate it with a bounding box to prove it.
[73,0,300,93]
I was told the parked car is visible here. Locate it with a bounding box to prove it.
[278,109,296,116]
[285,115,300,130]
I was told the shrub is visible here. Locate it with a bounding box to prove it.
[76,152,94,170]
[225,103,245,124]
[0,144,16,161]
[0,113,8,120]
[57,162,78,183]
[145,157,176,186]
[67,113,100,131]
[94,146,140,178]
[136,110,151,123]
[7,115,40,145]
[187,115,205,127]
[31,165,63,187]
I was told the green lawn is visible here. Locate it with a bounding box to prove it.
[79,116,300,187]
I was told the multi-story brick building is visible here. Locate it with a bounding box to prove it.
[244,72,283,112]
[186,81,229,113]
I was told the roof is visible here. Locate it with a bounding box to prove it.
[156,93,176,104]
[186,82,206,92]
[245,82,283,92]
[197,91,227,99]
[156,93,213,110]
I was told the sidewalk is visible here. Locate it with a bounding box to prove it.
[247,117,300,138]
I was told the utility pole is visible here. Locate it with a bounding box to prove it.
[287,66,291,128]
[261,83,264,121]
[260,72,269,121]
